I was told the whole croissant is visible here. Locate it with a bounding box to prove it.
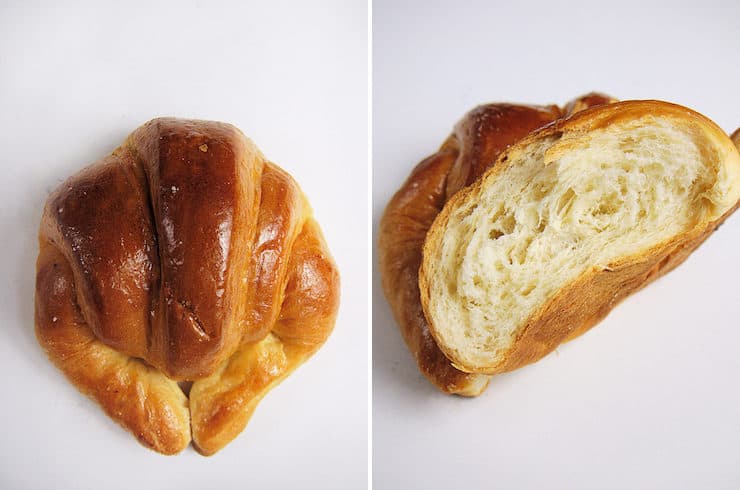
[35,118,340,455]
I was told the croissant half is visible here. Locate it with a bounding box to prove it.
[35,118,340,455]
[380,94,740,395]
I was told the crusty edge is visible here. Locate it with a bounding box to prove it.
[378,139,491,396]
[35,241,192,455]
[190,217,340,455]
[420,100,740,374]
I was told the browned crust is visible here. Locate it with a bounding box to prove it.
[190,219,339,455]
[35,119,340,454]
[420,100,740,374]
[379,93,612,395]
[379,142,490,396]
[561,92,618,118]
[732,127,740,150]
[444,104,562,198]
[35,241,191,455]
[125,118,264,379]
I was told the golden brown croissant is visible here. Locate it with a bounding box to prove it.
[379,93,740,396]
[35,118,340,455]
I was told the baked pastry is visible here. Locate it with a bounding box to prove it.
[380,94,740,395]
[379,93,614,395]
[35,118,340,455]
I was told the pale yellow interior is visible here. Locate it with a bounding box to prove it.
[429,119,740,368]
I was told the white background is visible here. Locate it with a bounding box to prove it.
[373,1,740,489]
[0,2,367,489]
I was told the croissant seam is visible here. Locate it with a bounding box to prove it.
[134,148,160,355]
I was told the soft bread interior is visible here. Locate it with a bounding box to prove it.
[424,116,740,370]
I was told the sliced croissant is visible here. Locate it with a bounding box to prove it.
[420,100,740,375]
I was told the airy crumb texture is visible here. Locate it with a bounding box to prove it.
[421,102,740,373]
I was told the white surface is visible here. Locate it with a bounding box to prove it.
[0,2,367,489]
[373,1,740,489]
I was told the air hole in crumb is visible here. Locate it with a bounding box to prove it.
[500,213,516,234]
[489,205,505,223]
[512,236,533,264]
[556,188,576,216]
[533,183,554,200]
[595,196,619,216]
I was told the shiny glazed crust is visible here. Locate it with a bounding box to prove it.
[419,100,740,375]
[35,118,340,455]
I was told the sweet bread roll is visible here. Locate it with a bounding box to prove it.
[421,100,740,374]
[35,118,340,455]
[379,94,614,395]
[380,94,740,395]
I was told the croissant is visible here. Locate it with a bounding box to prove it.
[379,93,740,395]
[35,118,340,455]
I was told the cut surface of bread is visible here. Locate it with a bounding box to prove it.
[378,93,616,395]
[420,101,740,373]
